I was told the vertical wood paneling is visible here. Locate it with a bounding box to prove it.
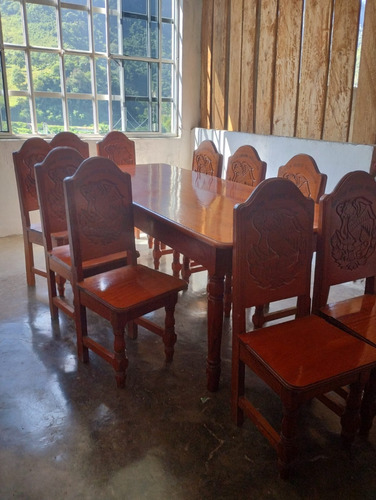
[352,0,376,145]
[211,0,229,129]
[240,0,257,132]
[200,0,375,146]
[323,0,360,142]
[200,0,214,128]
[255,0,278,135]
[273,0,303,137]
[227,0,243,131]
[296,0,333,139]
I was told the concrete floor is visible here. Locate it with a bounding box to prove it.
[1,235,376,499]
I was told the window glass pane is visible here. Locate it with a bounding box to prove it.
[150,20,159,59]
[161,101,173,133]
[5,50,28,92]
[65,55,92,94]
[26,4,58,48]
[124,0,147,16]
[150,0,159,18]
[31,53,61,93]
[124,60,148,97]
[162,21,172,59]
[0,57,9,132]
[126,101,148,132]
[151,62,158,98]
[98,100,109,133]
[151,101,159,131]
[35,97,63,134]
[111,100,122,130]
[9,96,31,134]
[162,63,172,98]
[68,98,94,133]
[0,0,24,45]
[110,59,122,95]
[96,58,108,94]
[162,0,173,18]
[108,0,118,10]
[93,0,105,7]
[62,9,89,51]
[109,14,120,55]
[93,12,106,53]
[123,17,147,57]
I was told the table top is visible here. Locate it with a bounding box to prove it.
[121,163,254,248]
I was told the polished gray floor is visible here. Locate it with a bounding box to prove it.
[1,235,376,499]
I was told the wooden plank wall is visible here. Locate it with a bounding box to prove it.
[200,0,376,146]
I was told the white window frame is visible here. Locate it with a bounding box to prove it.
[0,0,181,137]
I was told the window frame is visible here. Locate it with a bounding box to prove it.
[0,0,181,138]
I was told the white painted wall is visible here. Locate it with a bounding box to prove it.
[0,0,203,237]
[194,128,375,193]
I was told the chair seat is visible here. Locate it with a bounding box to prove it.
[319,295,376,346]
[78,264,187,311]
[239,314,376,390]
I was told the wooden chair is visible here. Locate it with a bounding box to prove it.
[35,147,130,320]
[50,131,90,159]
[96,130,149,244]
[63,157,187,387]
[231,177,376,478]
[180,140,224,281]
[252,153,327,327]
[312,170,376,436]
[223,145,267,316]
[226,145,266,187]
[13,138,53,285]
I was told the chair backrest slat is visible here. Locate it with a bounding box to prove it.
[96,131,136,166]
[226,145,266,187]
[232,177,315,333]
[192,140,223,178]
[64,157,137,281]
[35,147,85,250]
[313,170,376,310]
[50,132,90,159]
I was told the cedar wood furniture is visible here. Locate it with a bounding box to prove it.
[312,170,376,435]
[231,177,376,478]
[13,134,89,286]
[63,158,187,387]
[120,162,254,391]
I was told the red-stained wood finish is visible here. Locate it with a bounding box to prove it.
[64,158,187,387]
[96,130,136,167]
[312,170,376,435]
[50,131,90,159]
[121,163,254,391]
[231,177,376,478]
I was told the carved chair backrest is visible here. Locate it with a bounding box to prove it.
[312,170,376,310]
[278,154,327,203]
[64,157,138,282]
[232,177,315,334]
[192,140,223,178]
[96,131,136,167]
[50,132,90,159]
[226,145,266,187]
[35,147,85,251]
[13,138,52,224]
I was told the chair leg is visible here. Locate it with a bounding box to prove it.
[153,239,162,270]
[163,300,178,363]
[24,237,36,286]
[277,405,300,480]
[172,250,182,279]
[56,274,66,297]
[74,297,89,363]
[182,255,191,282]
[231,343,245,426]
[224,272,232,317]
[340,378,366,448]
[360,369,376,437]
[113,325,128,388]
[46,267,59,319]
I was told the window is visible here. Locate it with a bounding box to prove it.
[0,0,180,136]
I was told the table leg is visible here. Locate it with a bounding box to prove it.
[206,273,225,392]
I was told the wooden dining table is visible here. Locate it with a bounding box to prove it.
[120,163,254,391]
